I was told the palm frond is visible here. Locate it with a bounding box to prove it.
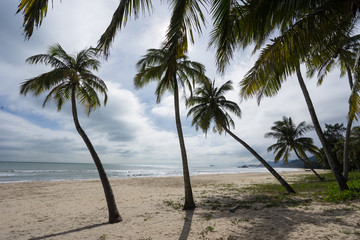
[48,43,75,67]
[25,53,67,69]
[77,82,101,115]
[53,83,72,112]
[165,0,206,57]
[98,0,153,57]
[42,82,68,108]
[209,0,243,73]
[17,0,52,39]
[265,116,318,164]
[187,78,240,134]
[21,44,107,115]
[20,68,69,96]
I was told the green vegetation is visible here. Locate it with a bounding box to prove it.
[243,172,360,206]
[163,200,184,210]
[99,234,107,240]
[199,226,215,238]
[194,172,360,212]
[203,212,213,221]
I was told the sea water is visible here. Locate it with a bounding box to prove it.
[0,161,300,183]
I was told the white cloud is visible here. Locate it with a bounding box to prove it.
[150,95,174,118]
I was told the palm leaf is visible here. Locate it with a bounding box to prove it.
[98,0,153,57]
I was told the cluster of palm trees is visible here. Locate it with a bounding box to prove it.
[17,0,360,223]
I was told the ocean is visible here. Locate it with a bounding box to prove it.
[0,161,300,183]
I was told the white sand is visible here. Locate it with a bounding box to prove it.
[1,170,359,240]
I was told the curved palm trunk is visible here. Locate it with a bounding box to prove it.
[293,149,324,181]
[71,87,122,223]
[223,126,295,194]
[173,78,196,210]
[295,65,348,190]
[343,50,360,180]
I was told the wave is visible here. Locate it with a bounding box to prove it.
[0,162,302,183]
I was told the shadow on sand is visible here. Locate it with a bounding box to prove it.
[179,210,194,240]
[29,222,107,240]
[193,194,358,239]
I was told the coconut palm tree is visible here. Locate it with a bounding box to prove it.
[265,116,324,181]
[134,45,206,209]
[19,44,122,223]
[187,79,296,193]
[210,0,359,73]
[306,35,360,180]
[209,0,352,190]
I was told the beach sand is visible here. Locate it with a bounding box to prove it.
[1,170,359,240]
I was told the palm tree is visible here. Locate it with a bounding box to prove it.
[209,0,351,190]
[19,44,122,223]
[210,0,359,73]
[187,79,296,193]
[134,45,206,209]
[348,126,360,170]
[265,116,324,181]
[306,35,360,180]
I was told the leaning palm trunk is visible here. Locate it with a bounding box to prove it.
[293,149,324,181]
[223,126,296,194]
[71,87,122,223]
[173,79,196,209]
[343,49,360,180]
[295,65,348,190]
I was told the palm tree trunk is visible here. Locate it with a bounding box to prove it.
[343,119,352,181]
[223,126,296,194]
[71,87,122,223]
[343,49,360,180]
[295,65,348,190]
[354,157,360,171]
[345,64,353,90]
[173,78,196,210]
[293,149,324,181]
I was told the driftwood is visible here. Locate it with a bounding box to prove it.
[229,205,240,213]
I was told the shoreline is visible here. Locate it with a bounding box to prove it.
[0,167,310,184]
[2,169,359,240]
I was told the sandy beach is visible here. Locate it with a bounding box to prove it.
[1,170,359,240]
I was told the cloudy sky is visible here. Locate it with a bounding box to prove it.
[0,0,352,167]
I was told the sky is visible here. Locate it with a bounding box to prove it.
[0,0,353,167]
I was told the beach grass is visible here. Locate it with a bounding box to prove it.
[160,171,360,213]
[224,171,360,210]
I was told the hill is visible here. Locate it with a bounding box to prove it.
[253,156,320,168]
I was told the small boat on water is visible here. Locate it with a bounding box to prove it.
[238,165,249,168]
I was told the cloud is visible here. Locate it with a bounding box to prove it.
[0,110,83,162]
